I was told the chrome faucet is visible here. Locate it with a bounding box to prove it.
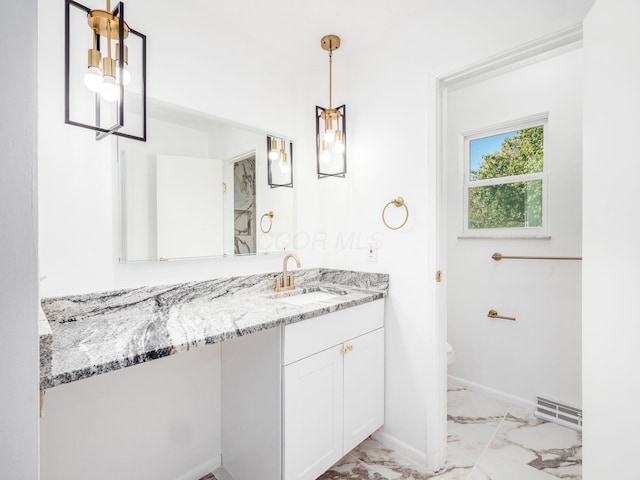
[275,253,301,292]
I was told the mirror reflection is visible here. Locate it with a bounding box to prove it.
[116,99,295,263]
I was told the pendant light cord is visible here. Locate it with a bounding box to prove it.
[329,48,333,110]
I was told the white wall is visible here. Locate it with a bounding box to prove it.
[0,1,40,478]
[40,346,222,480]
[583,0,640,477]
[445,49,583,407]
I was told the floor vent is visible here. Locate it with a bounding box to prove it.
[535,395,582,431]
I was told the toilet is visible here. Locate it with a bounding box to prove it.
[447,342,456,365]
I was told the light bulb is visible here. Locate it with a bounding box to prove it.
[118,64,131,86]
[320,148,331,164]
[100,75,120,102]
[279,160,290,174]
[268,138,280,161]
[279,150,289,173]
[115,43,131,85]
[268,149,280,161]
[324,128,335,143]
[334,139,345,155]
[84,66,104,92]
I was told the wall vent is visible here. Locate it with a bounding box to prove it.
[535,395,582,431]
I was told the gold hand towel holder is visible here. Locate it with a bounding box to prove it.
[260,211,274,233]
[382,196,409,230]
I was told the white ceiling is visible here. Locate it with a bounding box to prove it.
[174,0,597,65]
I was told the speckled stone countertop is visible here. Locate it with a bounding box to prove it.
[39,268,388,390]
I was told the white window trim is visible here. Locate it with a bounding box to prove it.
[460,114,549,238]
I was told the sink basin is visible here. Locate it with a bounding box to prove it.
[277,291,339,306]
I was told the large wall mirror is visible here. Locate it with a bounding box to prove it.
[115,98,296,263]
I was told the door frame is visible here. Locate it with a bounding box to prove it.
[425,23,583,471]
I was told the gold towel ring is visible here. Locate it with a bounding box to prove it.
[260,211,274,233]
[382,197,409,230]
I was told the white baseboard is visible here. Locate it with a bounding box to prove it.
[448,375,536,411]
[174,455,221,480]
[371,430,428,466]
[212,466,235,480]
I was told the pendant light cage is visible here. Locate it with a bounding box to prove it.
[316,104,347,178]
[267,136,294,188]
[316,34,346,178]
[65,0,147,141]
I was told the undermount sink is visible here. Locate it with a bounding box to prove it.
[276,290,340,306]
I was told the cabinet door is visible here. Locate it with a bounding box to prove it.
[343,328,385,453]
[283,345,343,480]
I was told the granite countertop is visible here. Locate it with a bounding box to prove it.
[39,268,389,390]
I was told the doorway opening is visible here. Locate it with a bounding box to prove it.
[433,25,584,477]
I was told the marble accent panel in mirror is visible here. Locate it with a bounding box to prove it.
[115,99,295,263]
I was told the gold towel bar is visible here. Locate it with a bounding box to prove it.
[492,252,582,261]
[382,196,409,230]
[488,309,516,321]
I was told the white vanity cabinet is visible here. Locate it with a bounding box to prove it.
[220,298,385,480]
[282,300,385,480]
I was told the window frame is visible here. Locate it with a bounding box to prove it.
[460,115,550,238]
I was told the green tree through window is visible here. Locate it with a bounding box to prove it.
[468,125,544,229]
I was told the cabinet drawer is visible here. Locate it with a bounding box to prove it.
[283,299,384,365]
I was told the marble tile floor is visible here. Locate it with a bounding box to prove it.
[201,381,582,480]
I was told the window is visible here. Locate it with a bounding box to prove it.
[463,119,547,237]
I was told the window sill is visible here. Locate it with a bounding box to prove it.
[457,234,551,240]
